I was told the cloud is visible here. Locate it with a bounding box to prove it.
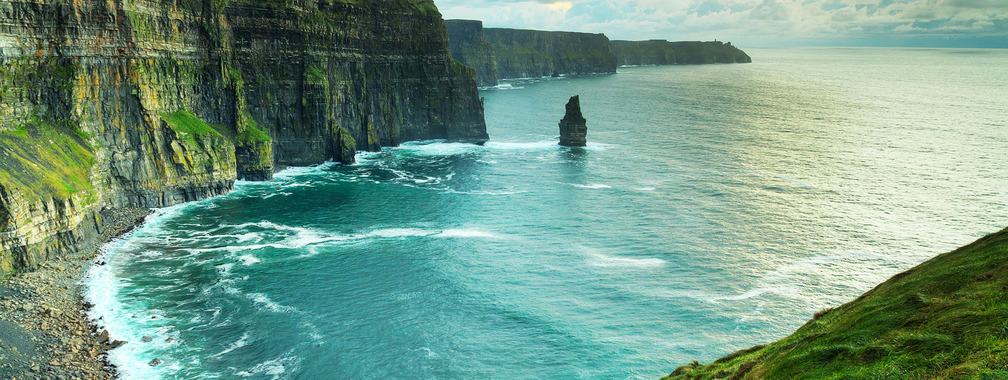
[433,0,1008,47]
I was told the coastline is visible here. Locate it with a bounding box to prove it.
[0,208,150,379]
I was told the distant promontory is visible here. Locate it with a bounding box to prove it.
[445,20,752,87]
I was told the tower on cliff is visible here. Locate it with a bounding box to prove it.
[559,95,587,147]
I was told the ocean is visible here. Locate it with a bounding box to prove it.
[85,48,1008,379]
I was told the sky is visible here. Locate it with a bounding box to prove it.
[434,0,1008,48]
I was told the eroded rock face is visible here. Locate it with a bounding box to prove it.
[445,21,618,84]
[0,0,488,277]
[559,96,587,147]
[446,20,499,88]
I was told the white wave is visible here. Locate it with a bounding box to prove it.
[482,83,524,90]
[570,183,612,189]
[238,353,301,379]
[446,189,529,196]
[211,332,252,358]
[589,253,667,268]
[710,287,796,302]
[235,232,261,243]
[239,255,261,266]
[584,142,613,151]
[365,228,435,238]
[217,263,235,276]
[261,192,292,200]
[635,187,657,191]
[247,293,297,313]
[394,141,481,156]
[225,221,350,249]
[435,229,500,239]
[139,250,163,258]
[483,140,558,151]
[362,227,501,240]
[85,236,177,380]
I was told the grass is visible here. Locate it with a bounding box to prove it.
[664,228,1008,379]
[0,117,96,203]
[1,125,28,137]
[160,110,224,140]
[235,111,271,144]
[236,125,270,144]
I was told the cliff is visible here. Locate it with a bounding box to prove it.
[445,21,753,86]
[445,20,617,86]
[612,40,751,66]
[445,20,498,88]
[664,228,1008,379]
[484,28,618,81]
[0,0,488,277]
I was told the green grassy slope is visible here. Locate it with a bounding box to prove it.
[0,117,95,203]
[665,228,1008,380]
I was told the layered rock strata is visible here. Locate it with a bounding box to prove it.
[483,28,618,81]
[445,20,618,86]
[446,20,499,88]
[0,0,488,277]
[444,20,752,87]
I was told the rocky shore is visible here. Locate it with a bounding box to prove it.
[0,208,149,380]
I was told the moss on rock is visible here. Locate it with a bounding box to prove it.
[0,117,95,203]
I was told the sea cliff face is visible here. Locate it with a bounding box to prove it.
[445,21,752,86]
[446,20,499,88]
[0,0,487,277]
[612,40,752,66]
[484,27,618,81]
[445,20,618,86]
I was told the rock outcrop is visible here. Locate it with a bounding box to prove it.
[0,0,488,277]
[445,20,618,86]
[611,40,752,66]
[559,96,587,147]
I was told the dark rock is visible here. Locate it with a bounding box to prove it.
[109,340,127,349]
[142,336,153,343]
[446,21,617,84]
[445,20,500,87]
[149,358,162,367]
[559,96,588,147]
[97,330,109,345]
[611,40,751,66]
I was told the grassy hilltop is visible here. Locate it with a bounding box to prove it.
[665,228,1008,380]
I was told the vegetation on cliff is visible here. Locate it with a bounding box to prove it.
[665,228,1008,380]
[0,117,95,203]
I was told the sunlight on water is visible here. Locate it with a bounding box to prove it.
[87,48,1008,380]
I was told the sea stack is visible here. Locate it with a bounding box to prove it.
[559,95,588,147]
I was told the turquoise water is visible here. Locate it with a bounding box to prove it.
[86,48,1008,380]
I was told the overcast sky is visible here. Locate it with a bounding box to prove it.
[434,0,1008,48]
